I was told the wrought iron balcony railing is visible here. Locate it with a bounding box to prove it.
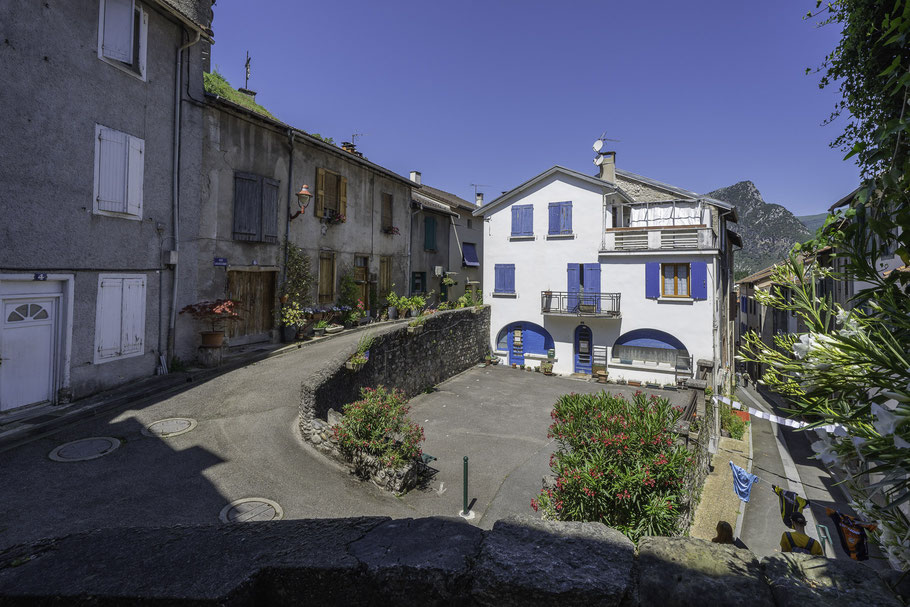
[541,291,621,317]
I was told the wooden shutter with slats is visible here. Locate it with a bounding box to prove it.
[233,173,262,241]
[315,168,326,217]
[120,278,145,355]
[339,176,347,217]
[126,135,144,217]
[96,126,128,213]
[261,178,279,243]
[102,0,134,63]
[96,278,123,358]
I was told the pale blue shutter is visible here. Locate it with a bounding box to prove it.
[584,263,601,312]
[505,264,515,293]
[548,203,560,235]
[567,263,580,311]
[521,206,533,235]
[511,206,520,235]
[691,262,708,299]
[561,202,573,234]
[645,262,660,299]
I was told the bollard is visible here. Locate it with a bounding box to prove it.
[463,456,469,515]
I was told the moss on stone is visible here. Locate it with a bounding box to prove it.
[203,71,277,121]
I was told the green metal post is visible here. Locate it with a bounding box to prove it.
[463,456,469,515]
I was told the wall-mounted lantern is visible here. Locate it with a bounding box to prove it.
[290,184,312,221]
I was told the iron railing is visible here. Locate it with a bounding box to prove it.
[541,291,621,317]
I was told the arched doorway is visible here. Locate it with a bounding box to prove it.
[496,322,555,366]
[574,324,593,374]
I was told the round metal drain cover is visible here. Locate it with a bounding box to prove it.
[219,498,284,523]
[142,418,197,438]
[49,437,120,462]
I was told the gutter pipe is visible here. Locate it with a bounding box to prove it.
[167,29,202,361]
[282,129,294,290]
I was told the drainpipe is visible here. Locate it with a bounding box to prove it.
[281,129,294,289]
[406,203,419,294]
[167,29,202,361]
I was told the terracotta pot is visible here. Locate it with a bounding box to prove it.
[200,331,224,348]
[279,294,289,304]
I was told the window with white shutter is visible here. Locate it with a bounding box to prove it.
[94,274,146,363]
[98,0,148,80]
[94,124,144,219]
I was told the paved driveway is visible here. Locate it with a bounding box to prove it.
[0,342,689,548]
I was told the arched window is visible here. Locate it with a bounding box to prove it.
[613,329,689,369]
[495,322,554,355]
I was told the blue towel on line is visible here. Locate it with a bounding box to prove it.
[730,461,759,502]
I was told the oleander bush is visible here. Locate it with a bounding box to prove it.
[333,386,424,469]
[533,391,694,541]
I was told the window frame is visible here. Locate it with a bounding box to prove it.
[411,271,426,295]
[97,0,148,81]
[661,263,691,298]
[93,124,144,220]
[93,273,146,364]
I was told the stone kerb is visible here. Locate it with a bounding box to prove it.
[298,306,491,493]
[1,515,900,606]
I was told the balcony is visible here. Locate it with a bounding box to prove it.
[601,225,717,253]
[541,291,621,318]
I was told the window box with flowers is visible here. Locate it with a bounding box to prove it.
[325,210,347,225]
[382,226,400,235]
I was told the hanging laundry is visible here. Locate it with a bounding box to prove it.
[773,485,810,528]
[826,508,877,561]
[729,461,759,502]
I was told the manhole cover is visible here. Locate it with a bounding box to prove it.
[49,437,120,462]
[142,418,197,438]
[219,498,284,523]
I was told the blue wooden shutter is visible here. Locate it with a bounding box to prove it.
[261,178,279,243]
[495,264,514,293]
[521,206,533,235]
[425,216,436,250]
[548,203,560,235]
[561,202,573,234]
[233,173,262,241]
[505,264,515,293]
[645,262,660,299]
[567,263,580,311]
[691,261,708,299]
[584,263,601,312]
[511,206,520,235]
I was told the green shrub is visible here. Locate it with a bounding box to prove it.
[338,268,359,309]
[333,386,425,468]
[534,391,695,541]
[409,314,428,327]
[720,402,747,440]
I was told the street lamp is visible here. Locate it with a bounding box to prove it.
[290,184,312,221]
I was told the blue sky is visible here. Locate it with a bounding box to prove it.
[210,1,854,216]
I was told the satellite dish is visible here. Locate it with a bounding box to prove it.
[593,139,604,153]
[594,155,605,166]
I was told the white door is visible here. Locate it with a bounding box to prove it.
[1,297,58,411]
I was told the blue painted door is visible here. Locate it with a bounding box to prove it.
[567,264,580,312]
[508,325,525,365]
[574,325,593,374]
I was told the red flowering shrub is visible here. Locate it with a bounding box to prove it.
[533,391,693,541]
[333,386,425,469]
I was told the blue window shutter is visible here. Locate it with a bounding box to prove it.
[494,265,504,292]
[506,264,515,293]
[691,261,708,299]
[548,203,560,235]
[561,202,572,234]
[425,216,436,250]
[645,262,660,299]
[567,263,580,311]
[511,206,520,235]
[584,263,601,312]
[522,206,533,235]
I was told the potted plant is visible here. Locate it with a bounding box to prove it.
[616,376,627,385]
[628,379,642,387]
[663,383,678,392]
[408,314,427,334]
[541,361,554,375]
[326,323,344,334]
[346,333,374,371]
[542,289,553,313]
[280,302,310,341]
[179,299,241,347]
[645,380,661,389]
[313,320,329,336]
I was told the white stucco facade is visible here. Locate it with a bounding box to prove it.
[476,165,735,388]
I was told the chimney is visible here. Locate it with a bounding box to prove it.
[410,171,422,185]
[237,87,257,102]
[597,151,616,183]
[475,193,484,206]
[341,141,356,154]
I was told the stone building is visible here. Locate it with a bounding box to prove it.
[0,0,213,409]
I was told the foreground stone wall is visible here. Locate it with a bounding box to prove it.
[0,515,900,606]
[675,385,714,531]
[299,306,490,435]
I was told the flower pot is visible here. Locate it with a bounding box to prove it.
[345,361,365,372]
[511,363,517,368]
[628,380,642,387]
[200,331,224,348]
[281,326,297,342]
[280,294,289,304]
[388,307,398,320]
[325,325,343,334]
[314,327,326,336]
[407,325,423,334]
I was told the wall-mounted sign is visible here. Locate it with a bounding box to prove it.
[33,273,48,281]
[213,258,228,267]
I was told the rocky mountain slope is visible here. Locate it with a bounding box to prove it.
[707,181,811,278]
[796,212,829,234]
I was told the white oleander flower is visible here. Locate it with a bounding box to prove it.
[872,403,902,436]
[894,435,910,449]
[811,438,840,465]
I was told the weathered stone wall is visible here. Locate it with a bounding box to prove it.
[0,515,900,606]
[299,306,490,434]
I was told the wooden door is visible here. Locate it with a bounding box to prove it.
[227,270,276,342]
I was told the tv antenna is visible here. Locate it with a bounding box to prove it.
[593,131,621,152]
[352,132,367,145]
[244,51,251,89]
[470,183,491,196]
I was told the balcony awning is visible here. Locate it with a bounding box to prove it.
[462,242,480,267]
[614,329,686,350]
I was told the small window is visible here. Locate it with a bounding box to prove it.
[381,193,393,230]
[98,0,147,80]
[94,274,146,363]
[511,205,533,236]
[662,263,690,297]
[93,124,144,219]
[411,272,426,294]
[494,264,515,294]
[232,172,279,243]
[315,168,347,220]
[318,252,336,303]
[548,201,572,235]
[467,219,473,229]
[462,242,480,267]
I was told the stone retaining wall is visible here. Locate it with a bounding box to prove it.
[298,307,490,492]
[0,515,900,606]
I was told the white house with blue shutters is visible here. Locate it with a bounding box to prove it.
[473,152,738,389]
